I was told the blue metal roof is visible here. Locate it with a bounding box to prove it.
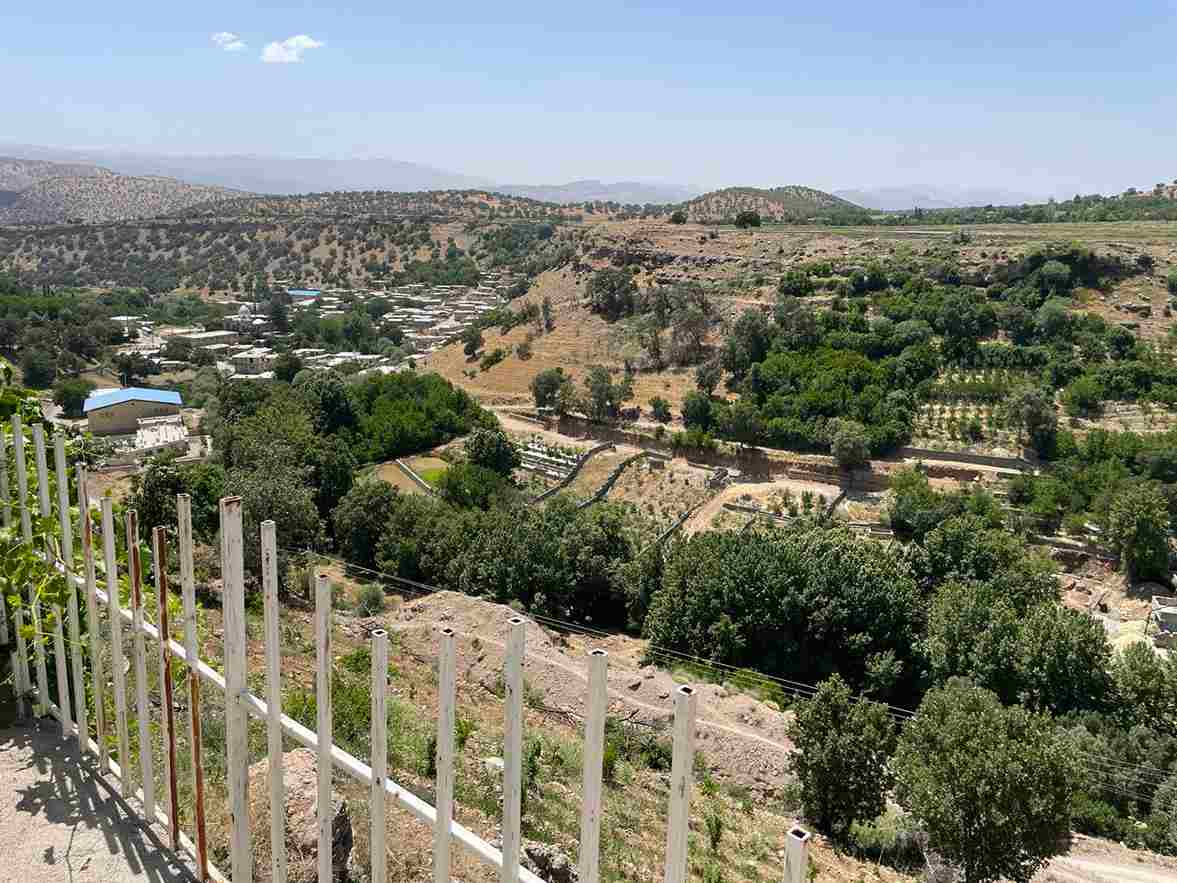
[83,388,183,414]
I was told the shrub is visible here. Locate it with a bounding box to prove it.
[704,809,725,852]
[1168,270,1177,295]
[479,347,507,371]
[734,210,761,229]
[669,210,687,224]
[649,396,672,423]
[355,583,386,617]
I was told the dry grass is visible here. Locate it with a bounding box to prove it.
[419,269,705,415]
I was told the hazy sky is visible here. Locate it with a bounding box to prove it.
[5,1,1177,196]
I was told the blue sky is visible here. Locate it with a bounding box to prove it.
[4,1,1176,195]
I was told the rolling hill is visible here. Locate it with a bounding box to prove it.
[0,155,247,225]
[681,185,870,223]
[496,179,698,205]
[0,144,494,195]
[0,156,110,192]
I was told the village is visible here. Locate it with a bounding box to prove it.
[74,272,519,463]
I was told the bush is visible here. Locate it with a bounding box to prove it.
[479,347,507,371]
[1168,270,1177,295]
[704,809,725,852]
[649,396,672,423]
[669,210,687,224]
[734,210,761,229]
[355,583,386,617]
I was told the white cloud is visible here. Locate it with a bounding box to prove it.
[260,34,324,64]
[211,31,247,52]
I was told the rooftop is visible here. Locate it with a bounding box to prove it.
[83,388,183,414]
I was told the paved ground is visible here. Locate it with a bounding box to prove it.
[0,719,196,883]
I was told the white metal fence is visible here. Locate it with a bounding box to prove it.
[1,413,708,883]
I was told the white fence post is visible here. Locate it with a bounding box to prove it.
[80,466,107,770]
[13,415,31,542]
[177,494,209,881]
[126,509,155,819]
[31,424,51,716]
[371,629,389,883]
[579,649,609,883]
[220,496,252,883]
[154,526,181,849]
[315,573,333,883]
[103,497,132,795]
[262,520,287,883]
[663,685,697,883]
[50,432,73,737]
[502,616,526,883]
[433,627,456,883]
[0,419,9,532]
[67,458,89,755]
[0,425,9,647]
[11,415,31,704]
[782,826,811,883]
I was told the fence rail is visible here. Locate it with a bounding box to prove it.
[0,414,753,883]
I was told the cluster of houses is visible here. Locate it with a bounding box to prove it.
[111,273,517,383]
[81,274,520,463]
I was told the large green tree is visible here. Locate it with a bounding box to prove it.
[644,526,922,700]
[52,378,95,418]
[786,674,895,837]
[332,480,401,568]
[894,679,1079,883]
[1106,481,1171,581]
[585,268,637,321]
[465,427,520,476]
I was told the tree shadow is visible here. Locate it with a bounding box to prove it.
[3,719,198,882]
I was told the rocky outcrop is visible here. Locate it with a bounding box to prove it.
[248,748,354,882]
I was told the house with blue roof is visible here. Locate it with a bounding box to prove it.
[83,387,183,436]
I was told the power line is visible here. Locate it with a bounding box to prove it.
[281,545,1177,792]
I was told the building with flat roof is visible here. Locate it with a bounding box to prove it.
[170,329,240,348]
[83,388,183,436]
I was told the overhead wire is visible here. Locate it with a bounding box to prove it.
[279,544,1175,792]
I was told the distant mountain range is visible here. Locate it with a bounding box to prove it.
[833,186,1049,211]
[0,143,490,197]
[496,180,698,205]
[0,144,697,205]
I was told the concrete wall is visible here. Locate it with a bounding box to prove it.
[87,400,182,436]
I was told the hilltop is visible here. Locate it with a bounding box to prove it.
[0,156,246,225]
[680,185,870,223]
[497,179,698,205]
[0,156,110,193]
